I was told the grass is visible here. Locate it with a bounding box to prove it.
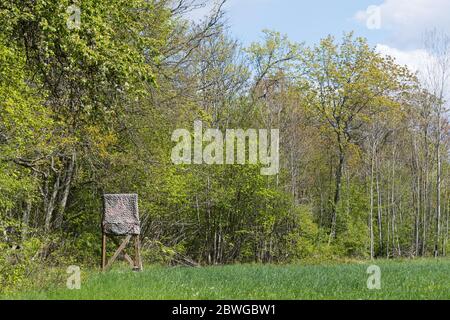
[4,258,450,300]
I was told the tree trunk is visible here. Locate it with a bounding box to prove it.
[434,109,442,257]
[54,153,76,229]
[44,171,61,232]
[330,141,345,242]
[375,155,383,255]
[369,146,375,259]
[22,199,31,240]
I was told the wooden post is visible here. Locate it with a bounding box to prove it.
[104,235,132,271]
[101,232,107,271]
[134,235,143,271]
[101,234,142,272]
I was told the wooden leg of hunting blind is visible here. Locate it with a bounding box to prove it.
[105,235,132,271]
[101,232,106,271]
[110,236,135,267]
[101,233,142,272]
[123,253,135,267]
[134,235,143,271]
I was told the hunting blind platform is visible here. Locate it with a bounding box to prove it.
[101,194,143,272]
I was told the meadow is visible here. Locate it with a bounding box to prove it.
[5,258,450,300]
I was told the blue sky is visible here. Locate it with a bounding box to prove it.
[224,0,386,47]
[191,0,450,73]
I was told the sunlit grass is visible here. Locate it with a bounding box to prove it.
[5,258,450,300]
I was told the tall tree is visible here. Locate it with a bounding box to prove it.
[422,29,450,257]
[300,33,412,241]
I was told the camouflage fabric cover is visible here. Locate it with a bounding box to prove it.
[103,194,140,235]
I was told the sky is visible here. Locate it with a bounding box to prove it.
[190,0,450,74]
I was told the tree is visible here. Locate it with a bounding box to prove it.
[422,29,450,257]
[300,33,412,241]
[0,0,171,231]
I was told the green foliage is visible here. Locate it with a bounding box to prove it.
[0,35,51,212]
[335,182,370,258]
[0,220,43,294]
[285,206,320,261]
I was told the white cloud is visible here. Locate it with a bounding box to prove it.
[356,0,450,49]
[376,44,450,101]
[356,0,450,100]
[375,44,430,73]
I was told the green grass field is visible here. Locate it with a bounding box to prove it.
[6,258,450,300]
